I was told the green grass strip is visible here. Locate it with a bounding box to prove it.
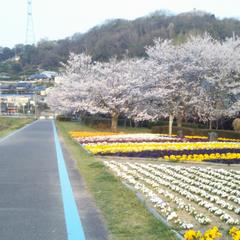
[0,117,33,137]
[57,121,177,240]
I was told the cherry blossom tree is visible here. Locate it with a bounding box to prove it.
[193,35,240,128]
[46,53,94,115]
[88,57,144,131]
[47,53,144,131]
[141,35,210,134]
[47,35,240,133]
[138,34,240,134]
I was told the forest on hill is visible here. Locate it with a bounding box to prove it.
[1,10,240,79]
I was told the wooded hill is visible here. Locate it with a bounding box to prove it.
[1,10,240,78]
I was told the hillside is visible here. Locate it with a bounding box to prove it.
[1,10,240,79]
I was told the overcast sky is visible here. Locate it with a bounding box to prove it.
[1,0,240,48]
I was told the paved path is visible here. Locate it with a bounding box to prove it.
[0,120,108,240]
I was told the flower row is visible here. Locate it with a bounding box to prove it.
[85,142,240,154]
[164,153,240,162]
[104,161,240,232]
[70,131,240,143]
[104,161,194,229]
[71,132,240,163]
[69,131,118,138]
[184,226,240,240]
[185,136,240,143]
[129,163,240,224]
[78,137,180,145]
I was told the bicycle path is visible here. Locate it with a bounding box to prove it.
[0,120,108,240]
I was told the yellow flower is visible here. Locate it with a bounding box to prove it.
[69,131,119,138]
[184,229,198,240]
[169,155,176,160]
[203,226,222,240]
[229,227,240,240]
[229,227,238,235]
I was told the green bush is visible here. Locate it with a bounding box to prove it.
[151,125,240,139]
[56,115,72,121]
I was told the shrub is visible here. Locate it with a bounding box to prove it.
[232,118,240,132]
[151,125,240,139]
[56,115,72,121]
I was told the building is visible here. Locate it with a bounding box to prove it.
[27,71,57,81]
[41,71,57,78]
[27,74,48,81]
[0,81,48,115]
[0,94,35,114]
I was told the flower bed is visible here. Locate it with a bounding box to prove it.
[70,132,240,163]
[184,226,240,240]
[69,131,119,138]
[104,161,240,235]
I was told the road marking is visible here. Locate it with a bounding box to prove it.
[0,119,39,144]
[52,121,85,240]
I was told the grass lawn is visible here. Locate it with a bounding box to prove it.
[0,117,34,137]
[57,121,177,240]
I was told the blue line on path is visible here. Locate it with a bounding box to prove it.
[52,120,85,240]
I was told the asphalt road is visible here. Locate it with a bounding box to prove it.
[0,120,68,239]
[0,120,108,240]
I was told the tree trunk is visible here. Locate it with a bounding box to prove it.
[129,119,132,128]
[111,113,119,132]
[209,120,212,130]
[124,118,127,128]
[220,119,224,129]
[169,114,174,136]
[177,114,183,128]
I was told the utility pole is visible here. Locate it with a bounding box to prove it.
[34,92,37,119]
[0,83,1,115]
